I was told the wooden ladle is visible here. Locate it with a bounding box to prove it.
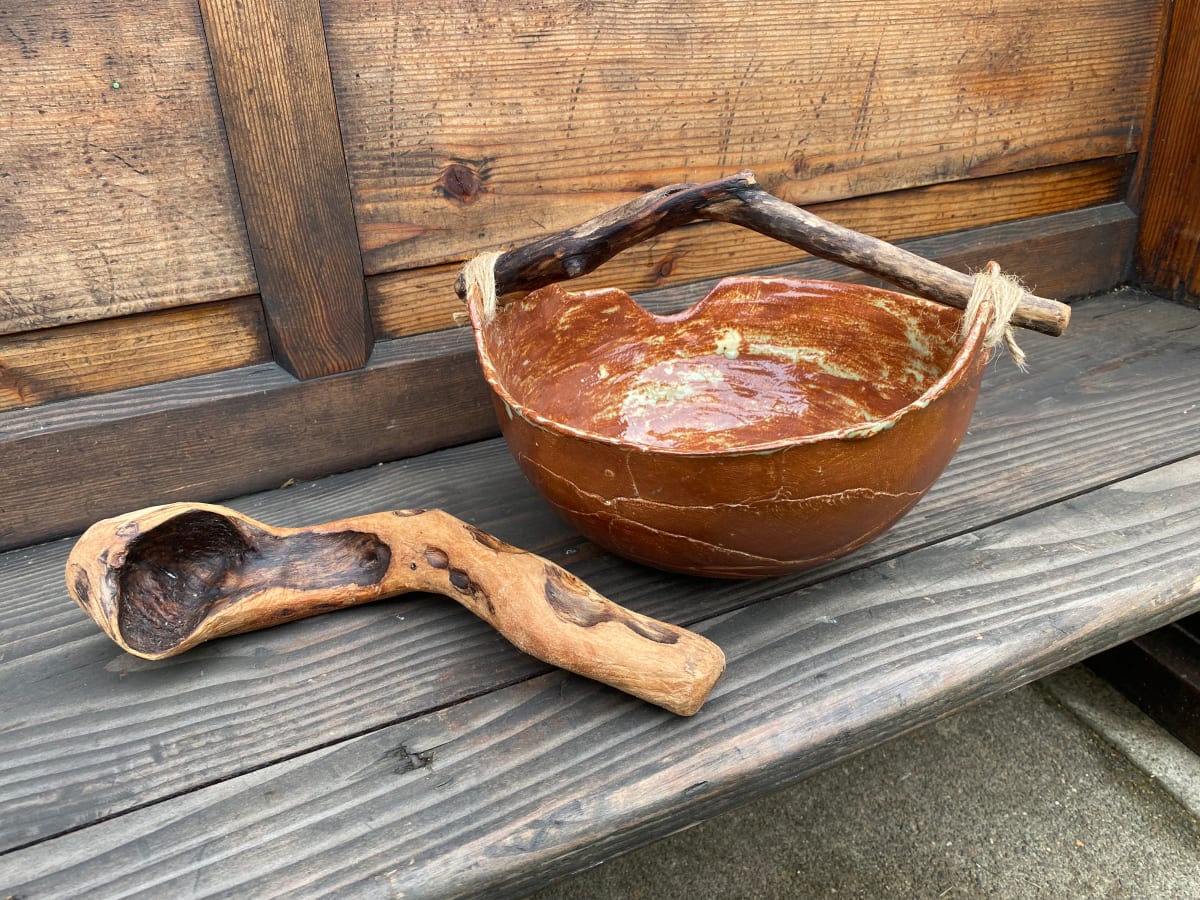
[65,502,725,716]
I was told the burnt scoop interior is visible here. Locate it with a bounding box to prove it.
[115,510,391,656]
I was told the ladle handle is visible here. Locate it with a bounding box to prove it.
[455,170,1070,336]
[67,503,724,716]
[364,508,725,715]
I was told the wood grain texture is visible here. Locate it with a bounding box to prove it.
[0,328,495,551]
[0,291,1197,855]
[371,158,1130,338]
[3,452,1199,895]
[0,208,1139,550]
[725,203,1137,313]
[198,0,372,378]
[0,1,256,334]
[321,0,1163,276]
[1135,0,1200,304]
[0,297,270,411]
[461,170,1070,336]
[908,204,1136,301]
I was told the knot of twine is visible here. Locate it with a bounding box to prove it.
[459,251,505,324]
[962,261,1027,370]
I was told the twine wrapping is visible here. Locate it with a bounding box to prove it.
[460,251,505,324]
[961,261,1028,370]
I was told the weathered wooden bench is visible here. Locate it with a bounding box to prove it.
[3,0,1200,895]
[2,284,1198,896]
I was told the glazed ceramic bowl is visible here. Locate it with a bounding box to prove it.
[469,276,991,578]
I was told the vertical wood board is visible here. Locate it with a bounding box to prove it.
[0,1,256,334]
[1135,0,1200,304]
[197,0,372,378]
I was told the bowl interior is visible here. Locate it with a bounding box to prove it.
[479,277,967,453]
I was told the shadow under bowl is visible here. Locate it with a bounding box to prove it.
[470,277,990,578]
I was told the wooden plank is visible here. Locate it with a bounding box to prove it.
[0,291,1197,853]
[370,158,1131,338]
[907,205,1136,301]
[3,452,1198,895]
[197,0,372,378]
[0,206,1141,550]
[322,0,1164,276]
[0,2,257,335]
[1135,0,1200,304]
[0,328,495,551]
[0,297,270,411]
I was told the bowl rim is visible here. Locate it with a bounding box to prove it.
[468,276,992,458]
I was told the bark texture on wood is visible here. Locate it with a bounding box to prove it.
[457,173,1071,336]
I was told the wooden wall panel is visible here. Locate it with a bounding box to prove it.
[1135,0,1200,304]
[0,329,497,550]
[0,298,270,412]
[0,1,256,334]
[322,0,1164,277]
[369,157,1132,338]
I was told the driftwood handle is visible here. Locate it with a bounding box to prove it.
[455,170,1070,336]
[65,502,724,716]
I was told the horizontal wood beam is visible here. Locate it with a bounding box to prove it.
[370,157,1133,339]
[1,329,1198,879]
[0,288,1196,856]
[0,297,270,412]
[0,329,494,551]
[0,171,1133,414]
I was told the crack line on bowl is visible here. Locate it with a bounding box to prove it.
[521,454,927,513]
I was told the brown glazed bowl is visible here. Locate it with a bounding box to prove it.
[469,277,991,578]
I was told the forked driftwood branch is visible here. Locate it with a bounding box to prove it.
[455,170,1071,337]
